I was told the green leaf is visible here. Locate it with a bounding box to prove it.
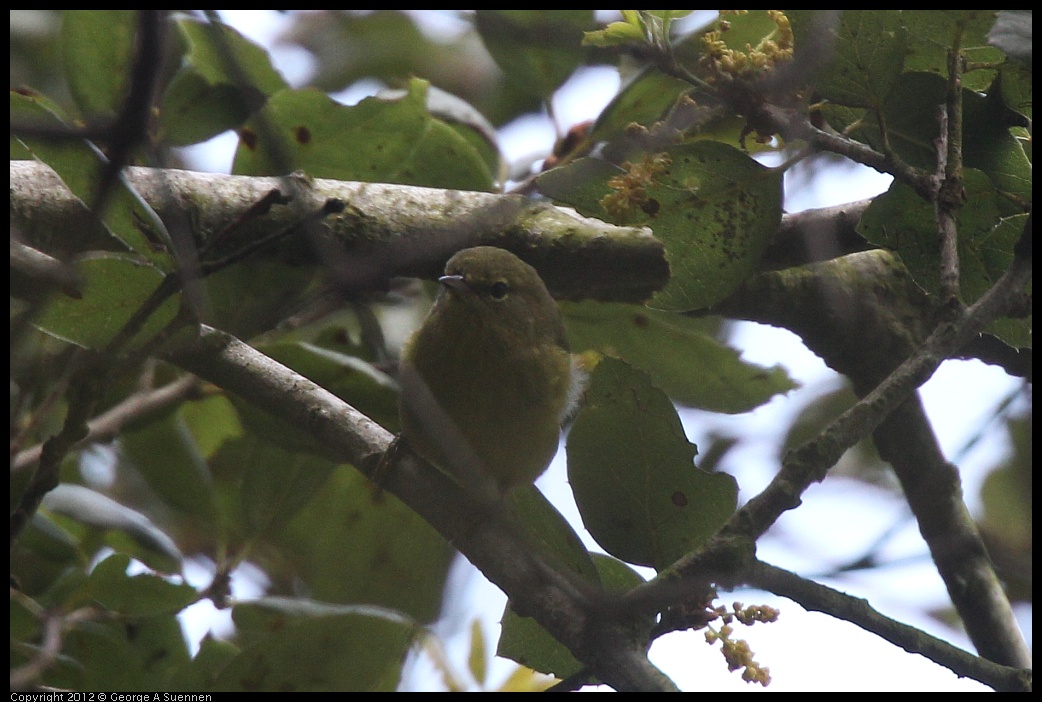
[539,141,782,311]
[962,79,1032,207]
[86,553,198,617]
[217,597,419,691]
[158,17,290,145]
[563,301,796,412]
[209,435,337,544]
[977,215,1031,349]
[475,11,593,99]
[858,171,1030,348]
[278,10,539,127]
[168,635,240,691]
[583,20,646,48]
[644,11,694,22]
[14,513,89,601]
[56,612,190,690]
[509,486,600,584]
[588,70,691,146]
[33,253,180,350]
[41,484,184,571]
[789,10,907,109]
[173,16,288,93]
[200,258,315,343]
[11,92,174,267]
[158,70,255,147]
[710,10,787,53]
[843,71,1030,203]
[901,11,1002,92]
[566,358,738,570]
[233,80,495,191]
[276,469,454,624]
[996,61,1031,122]
[493,488,601,679]
[120,412,216,520]
[179,393,244,459]
[61,10,137,119]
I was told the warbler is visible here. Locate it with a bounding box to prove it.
[398,246,577,496]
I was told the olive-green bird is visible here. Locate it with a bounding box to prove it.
[398,246,577,496]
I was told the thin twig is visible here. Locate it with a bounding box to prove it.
[762,105,938,201]
[12,374,203,475]
[747,561,1031,691]
[936,44,966,306]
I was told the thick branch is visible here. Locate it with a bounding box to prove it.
[762,199,872,270]
[874,397,1032,669]
[9,160,667,304]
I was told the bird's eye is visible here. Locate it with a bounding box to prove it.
[489,280,509,300]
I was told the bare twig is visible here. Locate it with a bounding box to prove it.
[747,561,1031,692]
[936,45,966,306]
[9,607,100,690]
[12,374,203,476]
[763,105,938,200]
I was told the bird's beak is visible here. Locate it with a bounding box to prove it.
[438,274,467,293]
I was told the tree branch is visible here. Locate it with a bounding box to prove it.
[873,396,1032,668]
[9,160,668,304]
[762,104,938,201]
[12,373,203,476]
[165,325,677,691]
[747,561,1031,692]
[623,253,1031,664]
[762,198,872,270]
[936,42,965,304]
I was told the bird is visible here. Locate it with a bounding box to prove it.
[398,246,577,497]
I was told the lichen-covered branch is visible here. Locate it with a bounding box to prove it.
[10,160,668,303]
